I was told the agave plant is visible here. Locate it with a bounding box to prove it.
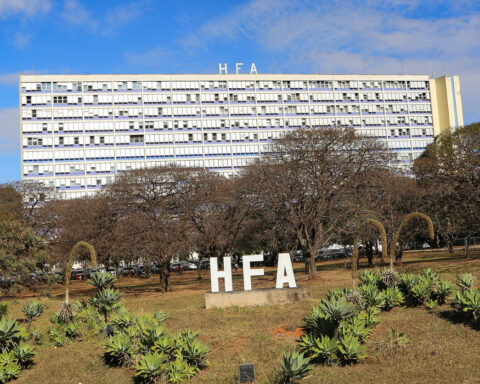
[139,325,167,350]
[337,334,367,363]
[0,350,15,366]
[434,280,453,305]
[105,334,132,366]
[0,318,23,352]
[410,280,433,306]
[456,273,476,293]
[180,339,209,369]
[399,273,418,296]
[152,336,175,357]
[304,305,334,337]
[381,287,404,310]
[298,334,317,356]
[0,362,20,382]
[14,342,35,368]
[340,316,372,342]
[458,288,480,322]
[168,357,197,384]
[318,296,357,340]
[65,323,80,339]
[111,309,134,331]
[277,351,312,384]
[359,283,385,309]
[310,335,338,363]
[153,311,168,323]
[135,352,168,384]
[358,270,380,287]
[419,268,438,282]
[88,272,116,291]
[22,301,44,332]
[96,288,121,321]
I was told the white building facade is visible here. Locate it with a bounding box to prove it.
[19,73,463,199]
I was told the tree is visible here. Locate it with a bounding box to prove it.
[178,170,251,279]
[106,165,193,292]
[244,126,388,279]
[0,220,48,295]
[414,122,480,255]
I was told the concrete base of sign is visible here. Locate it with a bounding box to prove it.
[205,286,310,309]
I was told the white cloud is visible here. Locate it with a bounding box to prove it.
[177,0,480,123]
[0,0,51,18]
[60,0,150,35]
[0,108,19,153]
[13,32,31,49]
[61,0,99,32]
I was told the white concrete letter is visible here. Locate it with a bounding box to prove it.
[276,253,297,288]
[218,63,228,74]
[210,257,233,292]
[243,255,264,290]
[250,62,258,74]
[235,62,244,74]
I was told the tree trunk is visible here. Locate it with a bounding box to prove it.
[114,264,120,281]
[197,262,202,280]
[308,252,317,279]
[160,263,171,292]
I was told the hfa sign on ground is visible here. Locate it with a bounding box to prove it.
[209,253,296,293]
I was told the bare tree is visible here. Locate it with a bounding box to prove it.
[245,126,388,279]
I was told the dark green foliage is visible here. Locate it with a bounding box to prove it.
[452,288,480,323]
[340,315,372,342]
[179,339,209,369]
[22,301,44,332]
[358,270,381,287]
[168,357,197,384]
[96,288,121,321]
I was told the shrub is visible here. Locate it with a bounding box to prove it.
[456,273,476,293]
[153,311,168,323]
[110,309,134,331]
[298,334,316,356]
[359,283,384,309]
[425,299,438,309]
[105,334,132,366]
[310,335,338,363]
[22,301,44,332]
[152,336,175,357]
[0,350,15,366]
[14,342,35,368]
[65,324,80,340]
[381,287,404,310]
[434,280,453,305]
[275,351,312,384]
[337,334,367,363]
[135,352,168,384]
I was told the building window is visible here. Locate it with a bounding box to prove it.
[59,137,64,145]
[130,134,144,143]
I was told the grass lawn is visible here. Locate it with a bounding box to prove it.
[5,249,480,384]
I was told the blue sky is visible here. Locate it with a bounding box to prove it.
[1,0,479,182]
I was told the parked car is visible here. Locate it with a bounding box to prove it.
[293,252,305,262]
[169,263,184,272]
[107,267,116,277]
[71,270,84,280]
[182,262,197,271]
[136,265,147,277]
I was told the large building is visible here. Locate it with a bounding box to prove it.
[19,73,463,199]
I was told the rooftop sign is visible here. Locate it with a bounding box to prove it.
[218,62,258,74]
